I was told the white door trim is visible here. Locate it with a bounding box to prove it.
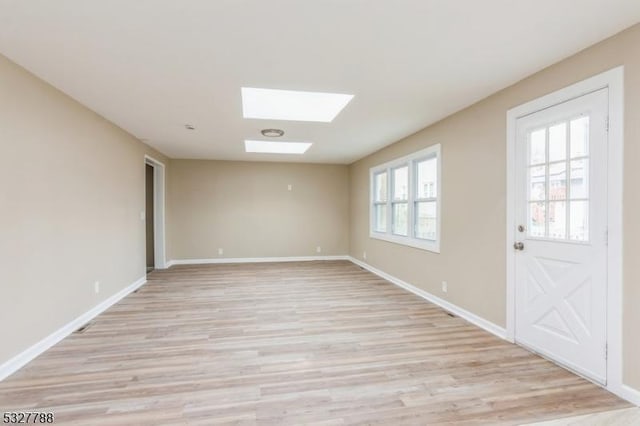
[144,155,167,270]
[506,67,624,394]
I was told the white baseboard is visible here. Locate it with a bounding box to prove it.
[0,275,147,382]
[613,384,640,406]
[167,255,349,267]
[348,256,508,340]
[348,256,640,406]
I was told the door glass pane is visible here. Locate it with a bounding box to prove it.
[392,166,408,201]
[529,129,546,165]
[570,200,589,241]
[549,162,567,200]
[374,204,386,232]
[374,172,387,202]
[570,116,589,158]
[416,157,437,199]
[570,159,589,199]
[392,203,408,236]
[528,202,546,238]
[549,122,567,162]
[529,166,546,201]
[415,201,437,240]
[548,201,567,239]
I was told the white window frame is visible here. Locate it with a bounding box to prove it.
[369,144,441,253]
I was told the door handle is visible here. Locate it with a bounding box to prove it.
[513,242,524,251]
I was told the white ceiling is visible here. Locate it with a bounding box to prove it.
[1,1,639,164]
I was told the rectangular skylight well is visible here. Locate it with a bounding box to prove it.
[241,87,354,122]
[244,140,312,154]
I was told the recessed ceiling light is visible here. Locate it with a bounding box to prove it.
[261,128,285,137]
[244,140,312,154]
[185,124,195,130]
[241,87,354,122]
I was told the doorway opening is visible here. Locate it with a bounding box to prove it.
[144,155,166,271]
[145,163,155,272]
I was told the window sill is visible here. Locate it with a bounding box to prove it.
[369,232,440,253]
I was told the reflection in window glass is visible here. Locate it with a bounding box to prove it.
[529,166,546,201]
[392,203,408,236]
[570,201,589,241]
[570,117,589,158]
[529,202,546,238]
[549,162,567,200]
[548,201,567,239]
[374,172,387,202]
[393,166,408,201]
[415,201,437,240]
[416,158,437,199]
[374,204,386,232]
[549,123,567,162]
[570,159,589,199]
[530,129,546,165]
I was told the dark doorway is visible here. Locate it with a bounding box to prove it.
[145,163,155,272]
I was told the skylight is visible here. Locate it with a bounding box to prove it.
[241,87,354,122]
[244,140,312,154]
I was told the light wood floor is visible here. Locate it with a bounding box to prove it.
[526,407,640,425]
[0,261,629,425]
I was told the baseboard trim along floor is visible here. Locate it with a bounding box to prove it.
[0,275,147,381]
[347,257,508,341]
[167,255,350,267]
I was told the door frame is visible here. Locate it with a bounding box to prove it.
[506,67,623,393]
[144,155,167,270]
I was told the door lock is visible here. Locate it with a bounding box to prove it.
[518,225,526,232]
[513,242,524,251]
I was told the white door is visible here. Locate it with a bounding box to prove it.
[514,88,608,384]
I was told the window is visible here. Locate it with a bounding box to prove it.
[370,144,441,252]
[372,171,388,232]
[526,116,590,242]
[392,165,409,236]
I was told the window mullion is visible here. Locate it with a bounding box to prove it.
[409,160,415,239]
[386,167,392,236]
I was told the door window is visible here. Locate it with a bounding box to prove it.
[526,116,590,242]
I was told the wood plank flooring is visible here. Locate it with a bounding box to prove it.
[525,407,640,425]
[0,261,629,425]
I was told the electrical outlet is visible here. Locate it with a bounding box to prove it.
[442,281,448,293]
[94,281,100,294]
[287,184,292,191]
[140,211,145,221]
[218,248,224,256]
[316,246,322,253]
[363,251,367,260]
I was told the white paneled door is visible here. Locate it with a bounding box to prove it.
[514,89,609,384]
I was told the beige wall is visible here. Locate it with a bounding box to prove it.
[168,160,349,260]
[0,54,169,366]
[349,23,640,390]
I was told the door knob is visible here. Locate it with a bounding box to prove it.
[513,242,524,251]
